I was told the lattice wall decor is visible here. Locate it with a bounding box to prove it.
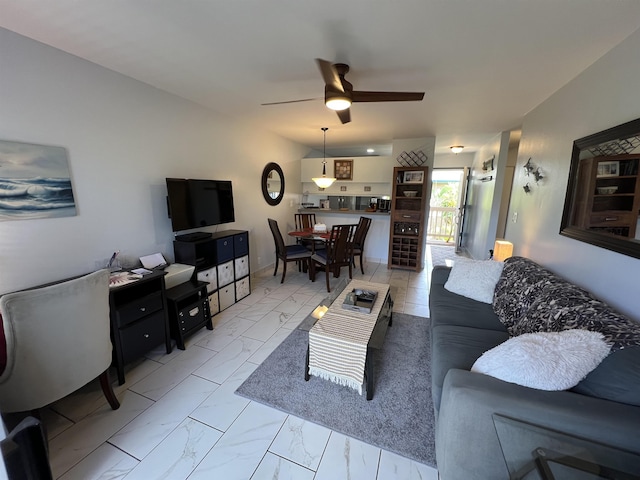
[396,150,427,166]
[587,136,640,156]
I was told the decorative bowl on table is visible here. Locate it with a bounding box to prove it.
[597,186,618,195]
[403,191,418,197]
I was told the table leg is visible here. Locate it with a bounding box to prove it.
[305,345,310,381]
[365,346,374,400]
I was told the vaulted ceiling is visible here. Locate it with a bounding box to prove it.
[2,1,640,156]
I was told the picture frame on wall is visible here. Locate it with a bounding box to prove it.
[334,159,353,180]
[0,139,77,221]
[596,161,620,178]
[403,170,425,184]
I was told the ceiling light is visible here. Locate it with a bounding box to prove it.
[450,146,464,154]
[325,95,351,111]
[312,127,336,189]
[367,148,375,153]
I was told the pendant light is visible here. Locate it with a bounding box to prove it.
[312,127,336,188]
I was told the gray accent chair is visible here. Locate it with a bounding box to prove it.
[0,269,119,416]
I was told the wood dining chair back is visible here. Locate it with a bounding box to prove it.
[268,218,312,283]
[294,212,324,250]
[294,213,316,230]
[352,216,372,274]
[310,224,356,292]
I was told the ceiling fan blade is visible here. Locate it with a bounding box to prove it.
[336,108,351,124]
[261,98,319,106]
[315,58,344,93]
[351,91,425,103]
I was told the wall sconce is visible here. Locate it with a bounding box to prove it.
[523,183,531,193]
[492,240,514,261]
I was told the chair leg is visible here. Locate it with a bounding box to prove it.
[360,254,365,274]
[325,266,331,292]
[273,258,279,277]
[281,260,287,283]
[99,370,120,410]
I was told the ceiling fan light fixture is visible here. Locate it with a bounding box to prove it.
[312,127,336,189]
[325,96,351,111]
[450,145,464,154]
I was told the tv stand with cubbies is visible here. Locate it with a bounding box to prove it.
[173,230,251,318]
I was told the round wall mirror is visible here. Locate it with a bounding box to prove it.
[262,162,285,206]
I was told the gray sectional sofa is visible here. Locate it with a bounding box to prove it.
[429,256,640,480]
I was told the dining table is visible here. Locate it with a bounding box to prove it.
[287,227,331,242]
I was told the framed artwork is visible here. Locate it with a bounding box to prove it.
[596,161,619,178]
[0,139,77,221]
[403,170,425,184]
[334,159,353,180]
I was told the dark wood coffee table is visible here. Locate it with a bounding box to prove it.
[302,280,393,400]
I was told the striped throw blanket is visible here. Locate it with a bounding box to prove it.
[308,280,390,394]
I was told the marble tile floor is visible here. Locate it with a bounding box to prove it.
[42,260,438,480]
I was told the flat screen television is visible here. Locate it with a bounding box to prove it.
[166,178,235,232]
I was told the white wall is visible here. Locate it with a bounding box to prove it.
[505,27,640,320]
[433,152,475,169]
[0,28,308,294]
[461,132,510,259]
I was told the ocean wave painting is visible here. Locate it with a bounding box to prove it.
[0,140,77,221]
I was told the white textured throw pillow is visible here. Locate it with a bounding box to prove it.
[471,330,611,391]
[444,257,504,303]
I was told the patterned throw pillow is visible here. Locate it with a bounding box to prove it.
[512,283,640,351]
[492,257,561,332]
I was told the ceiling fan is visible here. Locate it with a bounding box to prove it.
[261,59,425,124]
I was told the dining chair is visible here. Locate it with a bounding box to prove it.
[310,224,356,292]
[352,216,372,274]
[0,269,120,420]
[268,218,312,283]
[294,213,316,230]
[294,212,324,250]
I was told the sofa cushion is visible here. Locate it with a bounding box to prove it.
[431,325,509,411]
[572,346,640,407]
[471,330,611,391]
[444,258,504,304]
[493,256,561,332]
[430,282,506,332]
[512,282,640,350]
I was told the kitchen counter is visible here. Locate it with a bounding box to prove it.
[298,208,390,216]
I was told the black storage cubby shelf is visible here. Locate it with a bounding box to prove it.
[173,229,251,316]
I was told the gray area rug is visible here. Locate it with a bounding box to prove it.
[235,313,436,467]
